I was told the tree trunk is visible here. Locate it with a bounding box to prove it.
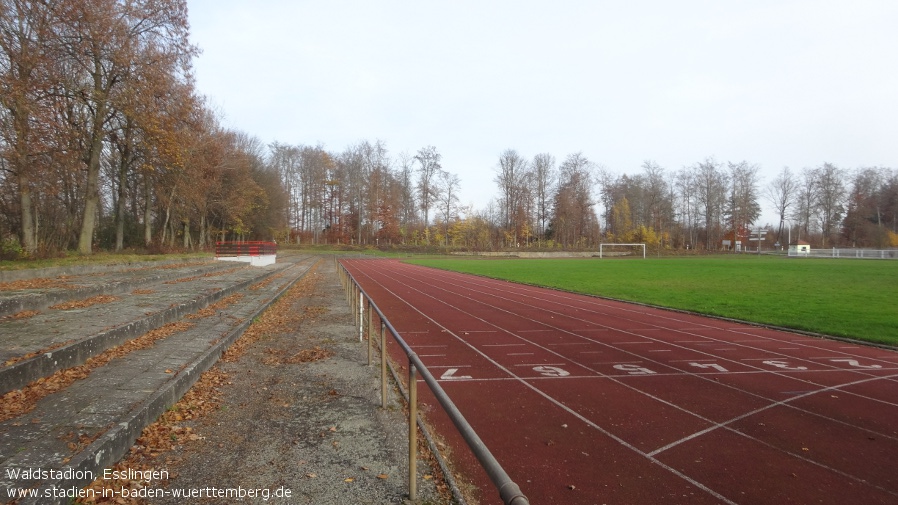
[115,123,133,252]
[198,214,206,249]
[182,219,190,249]
[144,174,153,246]
[19,174,36,254]
[77,99,107,255]
[115,169,126,251]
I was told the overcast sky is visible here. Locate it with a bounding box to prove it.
[186,1,898,225]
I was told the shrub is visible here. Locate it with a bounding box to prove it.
[0,236,25,260]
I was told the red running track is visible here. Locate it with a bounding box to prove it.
[341,259,898,505]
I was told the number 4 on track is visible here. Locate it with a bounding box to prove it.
[689,362,729,372]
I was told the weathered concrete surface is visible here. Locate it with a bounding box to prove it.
[0,256,315,503]
[144,260,446,504]
[0,261,293,394]
[0,255,449,504]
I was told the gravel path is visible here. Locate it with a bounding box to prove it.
[139,259,448,505]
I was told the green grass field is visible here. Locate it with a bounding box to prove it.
[408,256,898,346]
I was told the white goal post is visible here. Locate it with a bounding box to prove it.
[599,243,646,259]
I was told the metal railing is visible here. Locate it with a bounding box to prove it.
[214,240,277,257]
[788,248,898,259]
[336,259,529,505]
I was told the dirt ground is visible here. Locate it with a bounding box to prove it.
[117,262,449,504]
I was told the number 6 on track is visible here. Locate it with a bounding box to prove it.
[613,364,656,375]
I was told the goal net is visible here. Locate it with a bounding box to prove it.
[599,243,646,259]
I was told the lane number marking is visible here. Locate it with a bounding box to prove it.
[763,360,808,371]
[532,366,570,377]
[830,359,882,369]
[440,368,473,380]
[613,364,657,375]
[689,362,729,372]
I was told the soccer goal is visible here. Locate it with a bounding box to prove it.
[599,243,646,259]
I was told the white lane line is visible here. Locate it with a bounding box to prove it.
[646,373,898,496]
[350,261,896,502]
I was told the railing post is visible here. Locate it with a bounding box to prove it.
[367,302,373,365]
[358,288,365,342]
[408,362,418,501]
[350,283,356,320]
[381,321,387,409]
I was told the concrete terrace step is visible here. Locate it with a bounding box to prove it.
[0,259,242,318]
[0,255,320,504]
[0,257,223,283]
[0,260,308,396]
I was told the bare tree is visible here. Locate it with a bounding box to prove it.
[437,170,460,245]
[642,160,672,243]
[693,158,728,250]
[395,151,418,232]
[673,169,699,249]
[530,153,555,246]
[494,149,529,246]
[414,145,442,230]
[725,160,761,247]
[793,168,817,241]
[551,152,598,248]
[764,166,798,245]
[812,162,846,247]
